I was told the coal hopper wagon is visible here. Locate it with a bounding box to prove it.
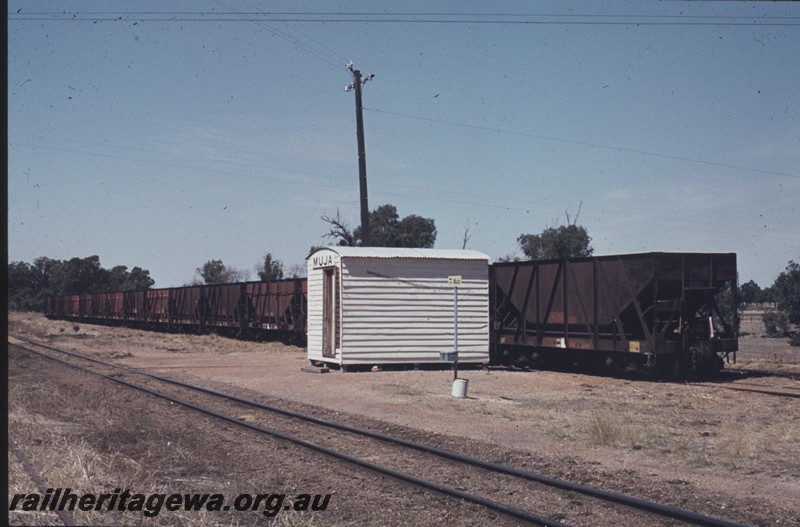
[490,252,738,375]
[45,278,307,344]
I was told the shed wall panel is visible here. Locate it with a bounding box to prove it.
[306,248,490,366]
[338,257,489,364]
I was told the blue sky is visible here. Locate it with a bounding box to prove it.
[8,1,800,288]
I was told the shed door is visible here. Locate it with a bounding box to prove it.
[322,268,339,358]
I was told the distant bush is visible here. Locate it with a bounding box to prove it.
[743,260,799,344]
[762,310,791,338]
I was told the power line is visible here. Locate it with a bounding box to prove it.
[364,107,800,181]
[12,140,795,246]
[10,138,799,245]
[11,10,800,18]
[210,0,344,71]
[13,133,798,242]
[238,4,349,64]
[8,141,355,190]
[9,12,800,26]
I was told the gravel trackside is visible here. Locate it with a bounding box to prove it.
[8,312,800,526]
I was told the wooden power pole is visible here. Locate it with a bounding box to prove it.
[346,61,375,246]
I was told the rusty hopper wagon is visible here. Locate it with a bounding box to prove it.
[44,279,307,343]
[490,252,738,375]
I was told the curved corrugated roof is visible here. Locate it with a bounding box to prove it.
[308,246,489,260]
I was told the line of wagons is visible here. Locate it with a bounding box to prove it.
[45,251,739,376]
[45,279,308,343]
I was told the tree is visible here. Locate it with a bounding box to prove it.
[8,255,155,310]
[772,261,800,326]
[31,256,61,293]
[225,267,251,282]
[761,285,777,305]
[258,253,284,281]
[517,205,593,261]
[762,310,791,338]
[397,214,437,248]
[321,209,358,247]
[496,253,522,263]
[357,204,403,247]
[50,255,109,295]
[197,260,228,285]
[761,260,800,345]
[8,261,41,311]
[517,223,593,260]
[107,265,154,291]
[286,263,307,279]
[738,280,763,306]
[108,265,131,290]
[461,223,472,250]
[127,266,156,290]
[196,260,250,284]
[322,204,437,248]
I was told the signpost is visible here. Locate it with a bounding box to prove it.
[439,275,467,397]
[448,275,461,380]
[440,275,468,396]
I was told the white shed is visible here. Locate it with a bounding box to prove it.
[306,247,490,368]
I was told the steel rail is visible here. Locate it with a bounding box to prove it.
[14,336,750,527]
[9,438,77,527]
[729,381,800,392]
[720,369,799,382]
[690,383,800,400]
[12,342,569,527]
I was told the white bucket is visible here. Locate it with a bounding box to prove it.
[451,378,469,398]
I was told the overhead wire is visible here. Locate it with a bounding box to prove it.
[12,8,796,175]
[364,107,800,181]
[9,11,800,26]
[8,141,355,191]
[12,138,797,244]
[240,1,350,64]
[210,0,345,71]
[10,136,799,252]
[9,7,798,247]
[17,124,796,239]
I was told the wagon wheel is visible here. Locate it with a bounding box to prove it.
[655,355,682,380]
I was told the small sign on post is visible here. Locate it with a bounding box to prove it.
[449,275,461,383]
[439,351,458,362]
[447,275,462,288]
[443,275,468,398]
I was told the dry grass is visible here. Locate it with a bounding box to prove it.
[8,312,304,363]
[8,451,65,526]
[7,368,260,525]
[9,311,800,525]
[582,412,622,446]
[9,403,138,526]
[515,378,800,475]
[384,382,428,397]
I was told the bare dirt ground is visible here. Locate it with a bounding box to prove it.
[7,311,800,526]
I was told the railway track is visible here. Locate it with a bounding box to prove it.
[731,381,800,392]
[9,437,77,527]
[689,382,800,400]
[11,336,749,527]
[719,368,800,382]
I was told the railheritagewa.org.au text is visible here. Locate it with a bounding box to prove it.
[9,488,332,518]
